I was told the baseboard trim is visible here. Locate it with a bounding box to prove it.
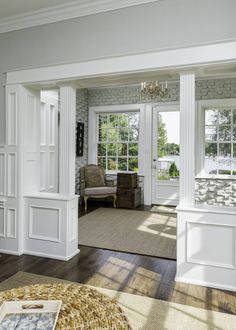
[0,249,23,256]
[23,249,80,261]
[175,276,236,292]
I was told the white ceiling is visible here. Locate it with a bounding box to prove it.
[0,0,74,19]
[0,0,161,33]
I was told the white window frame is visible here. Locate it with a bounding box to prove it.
[196,98,236,179]
[88,104,145,175]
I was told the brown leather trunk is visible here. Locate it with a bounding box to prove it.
[117,173,137,188]
[117,187,141,209]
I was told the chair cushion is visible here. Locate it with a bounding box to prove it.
[85,187,117,196]
[85,166,105,188]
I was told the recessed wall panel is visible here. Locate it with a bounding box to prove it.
[0,207,5,237]
[7,153,17,197]
[49,152,55,189]
[7,208,16,238]
[187,222,235,268]
[7,92,17,146]
[27,95,37,151]
[49,104,55,146]
[29,206,60,242]
[0,153,6,196]
[40,152,46,191]
[69,207,77,242]
[40,102,46,146]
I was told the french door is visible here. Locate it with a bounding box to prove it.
[152,105,180,205]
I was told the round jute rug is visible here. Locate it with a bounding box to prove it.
[0,283,132,329]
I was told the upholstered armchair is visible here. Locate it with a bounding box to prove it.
[79,164,117,212]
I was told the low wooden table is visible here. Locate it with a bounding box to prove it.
[0,283,131,329]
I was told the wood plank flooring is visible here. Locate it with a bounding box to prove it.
[1,246,236,315]
[0,201,236,316]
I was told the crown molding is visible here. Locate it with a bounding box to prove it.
[0,0,162,34]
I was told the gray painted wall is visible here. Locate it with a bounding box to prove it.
[75,89,88,194]
[0,0,236,143]
[88,78,236,106]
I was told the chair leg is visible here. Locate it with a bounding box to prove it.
[84,196,88,213]
[113,195,117,208]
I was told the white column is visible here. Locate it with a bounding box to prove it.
[179,73,196,208]
[139,104,152,205]
[59,85,76,198]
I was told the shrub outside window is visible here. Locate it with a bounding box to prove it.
[97,112,139,172]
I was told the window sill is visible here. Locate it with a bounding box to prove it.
[195,175,236,180]
[105,170,144,177]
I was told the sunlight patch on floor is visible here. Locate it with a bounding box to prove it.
[137,214,176,239]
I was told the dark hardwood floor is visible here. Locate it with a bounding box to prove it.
[0,200,236,316]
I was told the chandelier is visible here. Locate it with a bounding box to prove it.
[141,81,168,99]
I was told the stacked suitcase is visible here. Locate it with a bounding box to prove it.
[117,173,141,209]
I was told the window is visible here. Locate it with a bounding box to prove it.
[157,111,180,180]
[97,112,139,172]
[204,108,236,176]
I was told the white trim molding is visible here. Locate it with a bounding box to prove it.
[0,206,6,238]
[23,248,80,261]
[0,152,6,196]
[179,73,195,208]
[29,206,61,243]
[88,104,143,167]
[0,0,161,34]
[6,41,236,86]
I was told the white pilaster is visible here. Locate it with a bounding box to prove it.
[59,85,76,197]
[179,73,196,208]
[139,104,152,205]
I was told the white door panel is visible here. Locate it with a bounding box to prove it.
[152,105,180,205]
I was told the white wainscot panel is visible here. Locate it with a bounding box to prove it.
[7,92,17,146]
[187,222,235,269]
[40,152,46,191]
[7,153,17,197]
[49,104,55,146]
[29,206,61,242]
[69,206,77,242]
[27,95,37,151]
[0,153,6,195]
[0,207,5,237]
[156,181,179,204]
[7,208,16,238]
[40,102,46,146]
[49,152,55,189]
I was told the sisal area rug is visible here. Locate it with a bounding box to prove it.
[0,272,236,330]
[79,208,176,259]
[150,205,177,214]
